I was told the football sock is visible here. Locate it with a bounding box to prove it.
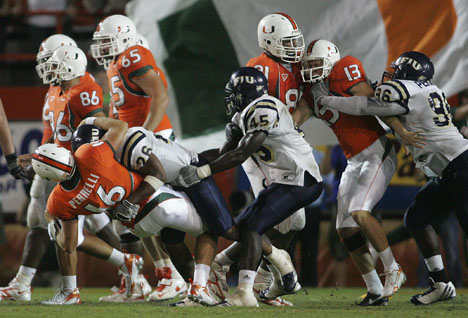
[193,263,211,287]
[238,270,256,289]
[425,255,448,283]
[378,247,398,270]
[17,266,36,286]
[107,248,125,267]
[362,270,383,295]
[62,275,77,291]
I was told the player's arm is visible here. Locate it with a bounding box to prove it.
[292,97,313,126]
[80,117,128,152]
[0,97,28,179]
[132,69,169,131]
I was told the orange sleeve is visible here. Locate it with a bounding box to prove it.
[329,56,367,95]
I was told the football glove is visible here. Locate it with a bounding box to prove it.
[225,122,243,142]
[47,220,61,242]
[175,164,211,187]
[311,81,329,103]
[6,154,28,180]
[112,200,140,223]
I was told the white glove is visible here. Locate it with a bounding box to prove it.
[176,164,211,187]
[112,200,140,223]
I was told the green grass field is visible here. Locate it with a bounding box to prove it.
[1,288,467,318]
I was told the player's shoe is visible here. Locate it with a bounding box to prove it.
[258,264,301,300]
[226,286,259,307]
[0,278,32,301]
[357,292,388,306]
[41,288,81,305]
[253,284,293,306]
[168,296,202,307]
[207,262,229,301]
[188,283,218,306]
[269,249,300,293]
[410,278,456,305]
[147,267,187,301]
[382,265,406,297]
[119,253,142,297]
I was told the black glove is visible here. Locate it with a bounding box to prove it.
[6,154,28,180]
[111,200,140,223]
[225,122,243,142]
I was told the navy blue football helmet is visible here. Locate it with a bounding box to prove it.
[382,51,434,82]
[71,124,106,152]
[224,67,268,114]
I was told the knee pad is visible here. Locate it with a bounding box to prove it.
[26,197,48,229]
[342,231,367,252]
[84,213,110,234]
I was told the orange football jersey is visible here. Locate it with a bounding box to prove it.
[41,86,56,144]
[47,72,103,151]
[47,141,142,221]
[246,53,303,113]
[305,56,385,158]
[106,45,172,133]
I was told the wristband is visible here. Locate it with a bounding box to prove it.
[196,164,212,179]
[144,175,164,191]
[85,117,97,125]
[5,153,17,164]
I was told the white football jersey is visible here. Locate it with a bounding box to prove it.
[115,127,198,184]
[375,79,468,176]
[232,95,322,186]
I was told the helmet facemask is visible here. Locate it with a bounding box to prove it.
[91,34,121,69]
[301,57,333,83]
[274,33,305,63]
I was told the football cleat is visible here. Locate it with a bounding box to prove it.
[411,278,456,305]
[147,267,187,301]
[357,292,388,306]
[99,274,150,302]
[119,253,143,297]
[188,283,218,306]
[207,262,230,301]
[382,265,406,297]
[41,288,81,305]
[168,296,202,307]
[268,249,300,293]
[226,287,259,307]
[258,264,301,300]
[253,270,293,306]
[0,278,32,301]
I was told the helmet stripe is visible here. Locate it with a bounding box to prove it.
[274,12,298,30]
[32,153,73,173]
[307,40,320,54]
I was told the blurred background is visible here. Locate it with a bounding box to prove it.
[0,0,468,290]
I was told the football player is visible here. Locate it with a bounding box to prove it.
[0,35,121,303]
[312,51,466,305]
[294,39,411,305]
[91,15,186,301]
[177,67,323,306]
[210,13,307,307]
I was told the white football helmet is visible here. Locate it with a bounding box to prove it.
[257,13,304,63]
[91,14,137,69]
[36,34,77,80]
[32,144,76,182]
[38,45,87,84]
[136,33,150,49]
[301,39,340,83]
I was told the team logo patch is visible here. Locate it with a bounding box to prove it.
[282,74,288,81]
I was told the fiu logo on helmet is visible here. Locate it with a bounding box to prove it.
[233,75,255,87]
[397,56,422,70]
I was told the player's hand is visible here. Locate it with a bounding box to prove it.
[47,219,61,242]
[6,154,28,180]
[398,129,426,154]
[311,81,329,103]
[176,165,202,187]
[112,200,140,223]
[225,123,243,143]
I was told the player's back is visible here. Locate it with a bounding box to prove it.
[115,127,197,183]
[377,79,468,176]
[107,45,172,133]
[48,72,103,150]
[246,53,302,113]
[47,142,142,220]
[308,55,385,158]
[233,95,321,187]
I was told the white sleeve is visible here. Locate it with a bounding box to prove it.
[242,101,279,135]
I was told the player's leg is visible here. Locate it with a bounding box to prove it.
[405,179,457,305]
[0,177,54,301]
[84,213,120,250]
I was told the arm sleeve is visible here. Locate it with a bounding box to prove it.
[318,95,407,116]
